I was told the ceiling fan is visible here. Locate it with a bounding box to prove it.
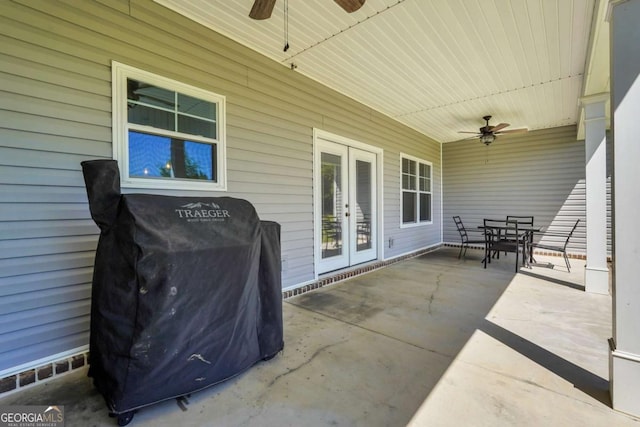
[458,115,528,145]
[249,0,365,20]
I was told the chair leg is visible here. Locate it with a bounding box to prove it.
[564,252,571,272]
[483,246,488,268]
[458,243,463,259]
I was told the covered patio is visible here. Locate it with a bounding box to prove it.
[2,248,636,426]
[1,0,640,424]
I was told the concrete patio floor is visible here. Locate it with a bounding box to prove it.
[2,247,638,426]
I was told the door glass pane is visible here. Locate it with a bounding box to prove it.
[321,153,343,259]
[355,160,372,252]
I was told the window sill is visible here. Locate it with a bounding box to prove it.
[121,177,227,192]
[400,221,433,229]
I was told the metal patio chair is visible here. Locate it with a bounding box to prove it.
[483,218,527,272]
[530,219,580,272]
[453,216,486,259]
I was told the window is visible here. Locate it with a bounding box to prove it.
[112,62,226,190]
[401,154,432,226]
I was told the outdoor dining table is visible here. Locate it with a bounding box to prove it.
[478,221,542,269]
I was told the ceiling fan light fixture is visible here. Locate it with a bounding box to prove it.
[459,116,527,144]
[480,133,495,145]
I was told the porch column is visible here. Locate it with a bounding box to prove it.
[609,0,640,417]
[580,93,609,295]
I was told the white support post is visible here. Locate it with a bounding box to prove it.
[580,93,610,295]
[609,0,640,417]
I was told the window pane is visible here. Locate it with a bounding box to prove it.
[128,104,175,131]
[128,131,216,181]
[403,174,416,190]
[402,192,416,223]
[402,174,409,189]
[178,115,216,139]
[402,158,410,174]
[420,193,431,221]
[420,179,431,191]
[419,163,431,178]
[183,140,215,180]
[128,132,170,177]
[403,158,417,174]
[419,177,427,191]
[419,163,431,191]
[178,93,216,119]
[128,79,175,110]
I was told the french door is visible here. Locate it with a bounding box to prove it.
[315,138,378,274]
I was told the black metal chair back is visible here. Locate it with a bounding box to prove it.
[506,215,534,226]
[453,216,484,259]
[505,216,533,241]
[562,219,580,251]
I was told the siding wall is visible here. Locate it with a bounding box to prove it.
[0,0,441,374]
[442,126,612,256]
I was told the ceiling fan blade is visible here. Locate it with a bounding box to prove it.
[488,122,510,133]
[495,128,528,134]
[458,131,480,134]
[334,0,366,13]
[249,0,276,20]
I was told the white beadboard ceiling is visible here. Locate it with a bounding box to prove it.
[155,0,603,143]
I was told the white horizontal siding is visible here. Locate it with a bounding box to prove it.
[0,236,99,259]
[0,129,111,157]
[0,268,94,297]
[0,300,90,335]
[0,253,96,278]
[0,220,98,240]
[0,203,91,221]
[0,284,92,315]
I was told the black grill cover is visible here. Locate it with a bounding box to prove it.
[81,160,283,414]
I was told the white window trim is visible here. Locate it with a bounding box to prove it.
[112,61,227,191]
[400,153,433,228]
